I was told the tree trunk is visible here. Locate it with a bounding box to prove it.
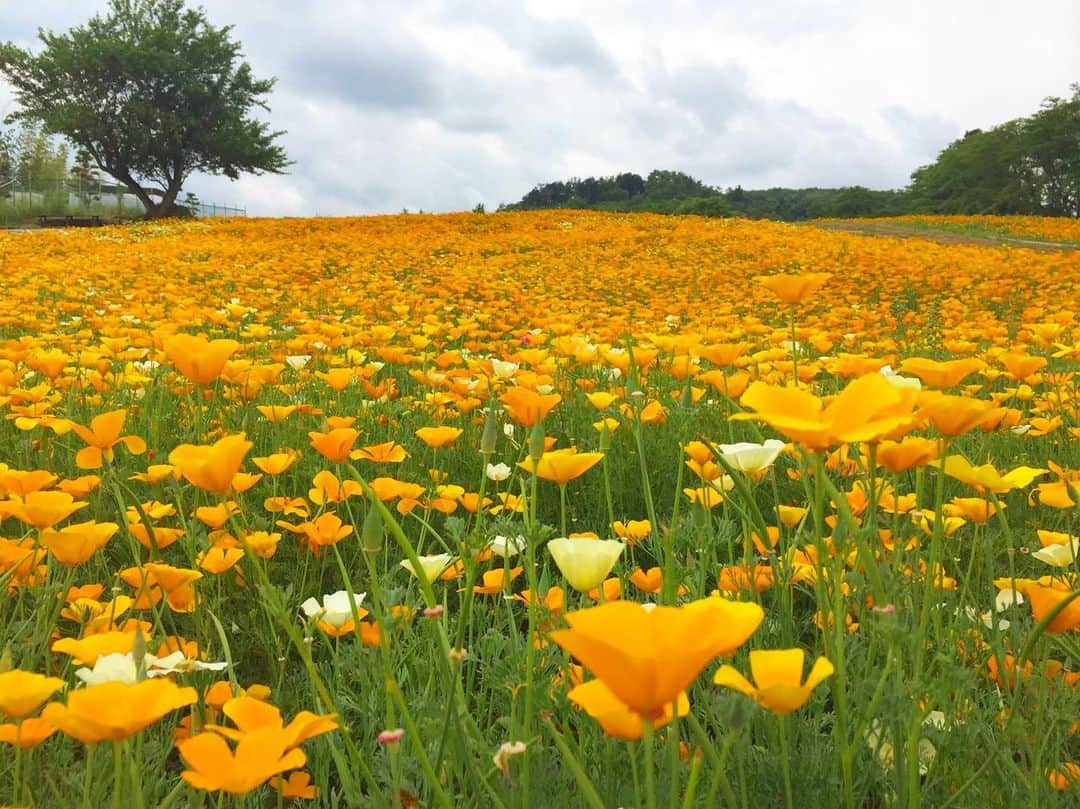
[142,178,184,219]
[120,177,155,215]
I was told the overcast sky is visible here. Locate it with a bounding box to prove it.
[2,0,1079,215]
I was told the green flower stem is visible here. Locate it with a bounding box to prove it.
[777,716,794,809]
[641,720,658,809]
[543,717,606,809]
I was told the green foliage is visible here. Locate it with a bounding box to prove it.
[676,195,735,217]
[908,84,1080,217]
[505,169,740,219]
[725,186,911,220]
[504,171,909,221]
[0,122,69,189]
[0,123,125,225]
[0,0,289,219]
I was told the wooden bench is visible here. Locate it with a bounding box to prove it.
[37,215,104,228]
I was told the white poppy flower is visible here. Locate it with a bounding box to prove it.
[301,590,366,628]
[715,439,786,474]
[547,537,624,592]
[147,651,228,677]
[487,535,526,558]
[486,462,511,482]
[400,554,455,581]
[491,359,519,380]
[75,652,143,685]
[1032,539,1079,567]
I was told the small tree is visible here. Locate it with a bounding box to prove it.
[0,0,288,218]
[70,148,102,207]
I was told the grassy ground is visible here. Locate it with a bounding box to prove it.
[816,215,1080,251]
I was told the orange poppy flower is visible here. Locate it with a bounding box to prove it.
[69,409,146,469]
[698,342,749,368]
[916,391,1001,437]
[277,512,353,550]
[997,352,1047,381]
[472,566,524,594]
[737,372,917,452]
[178,727,308,794]
[898,357,986,389]
[515,586,565,614]
[0,670,65,719]
[628,567,666,594]
[350,440,409,463]
[255,405,297,422]
[169,434,253,495]
[308,428,359,463]
[210,696,338,749]
[415,426,463,448]
[0,469,59,498]
[270,771,319,799]
[938,455,1047,494]
[499,387,561,427]
[121,564,203,613]
[754,272,831,305]
[568,678,689,741]
[39,520,118,566]
[199,546,245,575]
[42,679,197,743]
[252,451,300,475]
[0,717,58,748]
[57,475,102,497]
[549,598,764,718]
[1,490,88,531]
[1026,586,1080,633]
[164,333,240,386]
[308,471,362,504]
[519,448,604,485]
[612,519,652,545]
[52,631,137,666]
[874,437,940,473]
[713,648,834,714]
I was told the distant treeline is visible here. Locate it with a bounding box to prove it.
[501,84,1080,220]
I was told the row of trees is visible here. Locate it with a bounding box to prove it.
[0,123,71,190]
[506,85,1080,221]
[505,170,736,216]
[501,171,910,221]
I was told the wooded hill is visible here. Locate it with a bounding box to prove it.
[501,84,1080,221]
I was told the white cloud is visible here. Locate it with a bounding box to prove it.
[2,0,1078,214]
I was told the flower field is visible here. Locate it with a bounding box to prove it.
[0,211,1078,807]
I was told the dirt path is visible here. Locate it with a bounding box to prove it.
[814,220,1079,253]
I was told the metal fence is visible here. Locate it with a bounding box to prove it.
[193,201,247,218]
[0,177,246,219]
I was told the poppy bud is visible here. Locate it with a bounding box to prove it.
[480,407,499,456]
[528,420,545,464]
[361,505,384,553]
[598,422,612,452]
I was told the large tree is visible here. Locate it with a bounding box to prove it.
[1023,85,1080,217]
[0,0,289,218]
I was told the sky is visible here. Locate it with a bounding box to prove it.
[2,0,1079,216]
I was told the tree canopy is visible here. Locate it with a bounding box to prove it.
[0,0,289,218]
[907,85,1079,217]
